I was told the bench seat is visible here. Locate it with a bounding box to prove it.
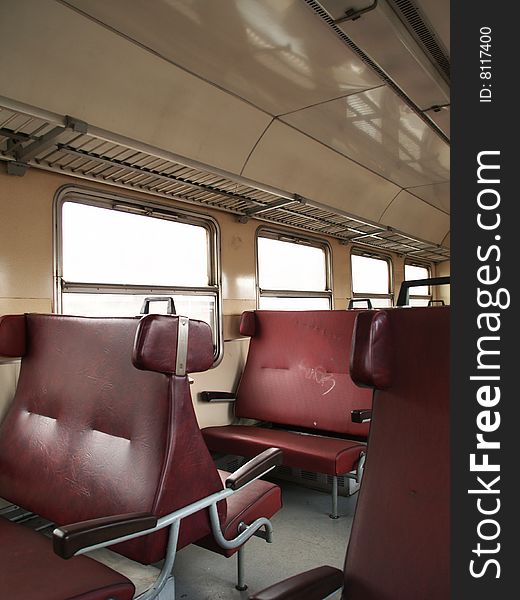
[0,517,135,600]
[202,310,372,517]
[203,426,365,477]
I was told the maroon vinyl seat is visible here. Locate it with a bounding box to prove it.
[249,307,450,600]
[202,310,372,517]
[0,313,282,599]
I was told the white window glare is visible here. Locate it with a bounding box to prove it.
[257,233,332,310]
[351,254,390,295]
[258,237,326,291]
[367,298,393,308]
[259,297,330,310]
[57,197,221,359]
[62,202,208,286]
[404,264,430,296]
[409,298,430,307]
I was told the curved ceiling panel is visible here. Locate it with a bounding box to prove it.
[380,190,449,244]
[0,0,271,174]
[242,120,400,223]
[282,86,450,189]
[63,0,382,116]
[407,181,450,213]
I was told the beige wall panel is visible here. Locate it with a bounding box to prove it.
[219,213,257,302]
[331,239,349,308]
[0,299,52,315]
[191,339,249,428]
[0,0,271,174]
[282,88,450,189]
[243,121,400,223]
[0,169,55,304]
[392,255,406,300]
[435,260,451,304]
[0,362,19,424]
[380,190,450,245]
[64,0,380,116]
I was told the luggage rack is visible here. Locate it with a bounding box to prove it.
[0,96,450,263]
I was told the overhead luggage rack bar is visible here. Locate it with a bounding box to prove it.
[0,97,450,262]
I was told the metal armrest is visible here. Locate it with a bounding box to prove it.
[351,409,372,423]
[226,448,283,490]
[53,512,157,559]
[249,565,343,600]
[200,391,237,402]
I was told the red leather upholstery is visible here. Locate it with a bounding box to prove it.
[196,470,282,557]
[343,307,450,599]
[133,314,214,373]
[203,310,371,480]
[0,314,26,357]
[248,307,450,600]
[0,314,224,566]
[234,311,372,436]
[0,517,135,600]
[202,426,365,476]
[350,311,393,390]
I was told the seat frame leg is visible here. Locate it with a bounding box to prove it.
[329,475,339,519]
[235,546,248,591]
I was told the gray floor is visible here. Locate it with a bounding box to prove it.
[173,481,357,599]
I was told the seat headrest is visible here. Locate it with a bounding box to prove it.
[133,314,214,374]
[350,310,393,390]
[0,315,26,357]
[239,311,256,337]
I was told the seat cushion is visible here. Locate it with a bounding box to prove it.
[0,517,135,600]
[203,425,365,476]
[196,470,282,557]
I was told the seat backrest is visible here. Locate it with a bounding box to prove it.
[345,307,449,599]
[0,313,224,564]
[237,310,372,438]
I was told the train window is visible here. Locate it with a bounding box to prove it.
[256,230,332,310]
[351,251,393,307]
[55,190,222,359]
[404,262,431,307]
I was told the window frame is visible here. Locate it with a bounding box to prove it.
[255,227,333,310]
[404,260,432,306]
[53,185,223,364]
[350,247,393,307]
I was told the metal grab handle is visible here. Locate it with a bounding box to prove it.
[396,277,450,306]
[140,296,176,315]
[348,298,373,309]
[428,299,445,306]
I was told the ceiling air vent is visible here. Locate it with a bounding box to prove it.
[388,0,450,80]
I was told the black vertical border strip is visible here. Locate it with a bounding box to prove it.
[452,1,518,597]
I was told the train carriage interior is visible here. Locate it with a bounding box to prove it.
[0,0,450,598]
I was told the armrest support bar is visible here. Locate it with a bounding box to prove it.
[225,447,283,490]
[200,391,237,402]
[351,409,372,423]
[249,565,343,600]
[53,512,157,559]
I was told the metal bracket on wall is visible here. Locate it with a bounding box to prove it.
[6,161,28,176]
[4,115,87,176]
[237,194,305,224]
[333,0,378,24]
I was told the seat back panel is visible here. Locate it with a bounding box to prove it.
[236,311,372,437]
[0,314,223,564]
[344,307,449,600]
